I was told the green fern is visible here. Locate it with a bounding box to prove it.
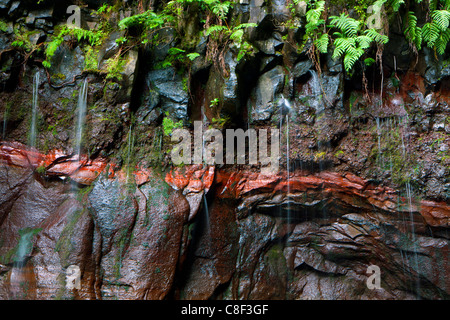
[305,1,325,25]
[329,14,388,73]
[429,0,439,11]
[435,28,450,54]
[431,9,450,30]
[304,0,325,35]
[356,35,374,49]
[302,0,326,53]
[314,33,329,53]
[329,13,360,37]
[364,28,389,45]
[388,0,405,11]
[332,36,356,60]
[422,8,450,53]
[404,11,423,50]
[205,24,228,36]
[344,46,365,72]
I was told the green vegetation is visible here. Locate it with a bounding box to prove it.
[43,25,107,68]
[5,0,450,82]
[35,165,46,175]
[0,227,42,265]
[300,0,450,74]
[0,19,9,32]
[162,112,184,136]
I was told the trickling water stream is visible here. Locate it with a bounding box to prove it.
[28,72,39,148]
[126,124,135,186]
[9,230,35,299]
[2,106,7,140]
[75,79,88,158]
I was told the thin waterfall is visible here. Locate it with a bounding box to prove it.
[9,231,34,299]
[2,106,7,140]
[395,113,421,297]
[286,114,291,229]
[309,70,321,97]
[75,79,88,158]
[376,117,382,165]
[126,124,134,186]
[405,180,421,296]
[28,72,40,148]
[203,193,210,234]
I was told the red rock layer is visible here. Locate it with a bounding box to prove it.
[1,141,449,228]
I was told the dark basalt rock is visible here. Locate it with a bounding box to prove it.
[0,0,449,302]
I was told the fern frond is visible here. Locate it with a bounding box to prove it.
[431,10,450,31]
[364,28,389,45]
[305,19,325,34]
[356,35,373,49]
[314,33,329,53]
[388,0,405,11]
[404,11,418,40]
[429,0,439,11]
[444,0,450,10]
[404,11,422,50]
[205,25,228,36]
[414,26,423,50]
[230,29,243,41]
[329,13,360,37]
[435,28,450,54]
[332,37,356,59]
[306,0,325,24]
[343,47,364,72]
[233,23,258,30]
[422,22,441,47]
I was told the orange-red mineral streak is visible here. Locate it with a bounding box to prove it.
[1,141,449,227]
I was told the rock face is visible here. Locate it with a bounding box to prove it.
[0,0,449,301]
[0,145,448,300]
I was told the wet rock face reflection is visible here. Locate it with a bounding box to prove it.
[0,0,449,301]
[0,155,448,300]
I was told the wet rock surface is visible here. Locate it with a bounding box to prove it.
[0,0,449,301]
[0,146,448,299]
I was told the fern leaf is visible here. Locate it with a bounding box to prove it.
[422,22,441,47]
[431,10,450,31]
[329,13,360,37]
[364,29,389,45]
[435,28,450,54]
[414,26,423,50]
[314,33,329,53]
[306,0,325,24]
[404,11,418,40]
[343,47,364,72]
[445,0,450,10]
[332,37,356,60]
[388,0,405,11]
[305,19,325,34]
[404,11,423,50]
[230,29,244,42]
[186,52,200,61]
[429,0,439,11]
[234,23,258,30]
[356,35,373,49]
[205,25,228,36]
